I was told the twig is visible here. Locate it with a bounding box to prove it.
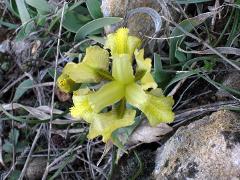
[173,100,240,127]
[168,62,197,96]
[48,146,80,171]
[0,74,27,96]
[42,2,66,180]
[161,15,240,71]
[18,124,43,180]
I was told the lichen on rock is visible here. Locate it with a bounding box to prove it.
[154,110,240,179]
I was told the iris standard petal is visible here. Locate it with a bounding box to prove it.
[112,54,134,84]
[104,28,141,57]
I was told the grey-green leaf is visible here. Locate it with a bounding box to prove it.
[15,0,33,33]
[74,17,123,41]
[169,12,213,63]
[13,79,33,101]
[25,0,51,14]
[86,0,103,19]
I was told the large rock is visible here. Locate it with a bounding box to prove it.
[154,110,240,179]
[101,0,162,38]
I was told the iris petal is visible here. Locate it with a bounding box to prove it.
[89,81,125,113]
[57,73,76,93]
[82,46,109,70]
[112,54,134,84]
[62,46,109,83]
[104,28,141,57]
[87,109,136,142]
[70,94,95,123]
[126,83,174,126]
[134,49,157,90]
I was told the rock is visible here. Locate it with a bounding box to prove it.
[101,0,162,38]
[25,157,47,180]
[154,110,240,179]
[216,72,240,98]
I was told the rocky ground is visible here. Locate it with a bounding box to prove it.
[1,0,240,179]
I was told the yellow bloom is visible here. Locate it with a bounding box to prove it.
[125,83,174,126]
[110,54,174,126]
[70,88,94,123]
[134,49,157,90]
[58,28,175,143]
[62,46,109,83]
[87,109,136,142]
[112,54,134,84]
[104,28,142,58]
[88,81,125,113]
[70,81,125,122]
[57,73,76,93]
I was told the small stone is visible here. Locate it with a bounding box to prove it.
[216,72,240,98]
[154,110,240,179]
[25,157,47,180]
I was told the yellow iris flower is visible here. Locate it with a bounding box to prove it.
[57,46,110,93]
[57,27,174,142]
[104,28,141,58]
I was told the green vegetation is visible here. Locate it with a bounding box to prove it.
[0,0,240,179]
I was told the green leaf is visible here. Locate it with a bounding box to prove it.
[3,140,13,153]
[175,47,187,62]
[9,170,21,180]
[63,11,91,33]
[9,128,20,145]
[4,0,19,17]
[88,35,105,45]
[74,17,123,41]
[169,13,211,63]
[25,0,51,14]
[164,70,198,92]
[13,79,33,101]
[86,0,103,19]
[0,19,18,29]
[15,0,33,34]
[199,73,240,97]
[153,53,171,87]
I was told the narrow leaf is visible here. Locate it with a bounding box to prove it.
[170,12,213,63]
[13,79,33,101]
[25,0,51,14]
[86,0,103,19]
[15,0,33,33]
[74,17,123,41]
